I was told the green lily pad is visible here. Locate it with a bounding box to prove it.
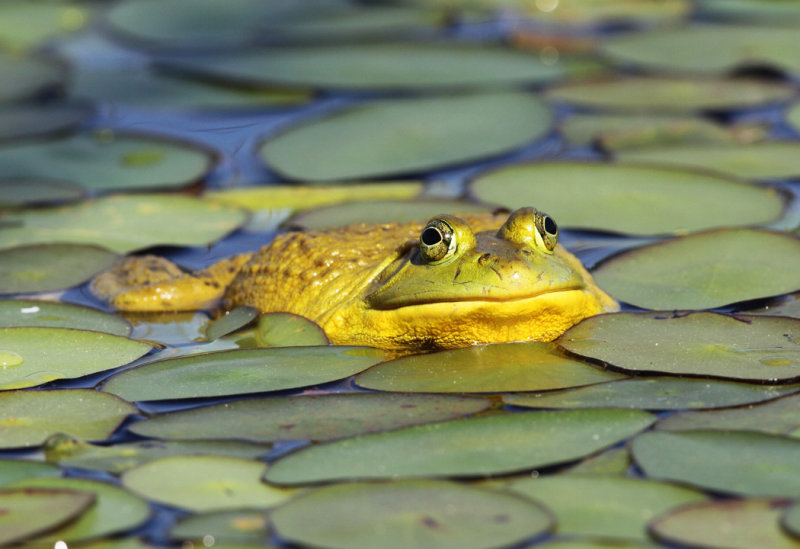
[0,389,136,448]
[0,194,247,254]
[0,299,131,336]
[698,0,800,24]
[505,377,800,411]
[560,312,800,382]
[593,230,800,309]
[43,433,271,473]
[0,244,119,295]
[264,409,654,484]
[0,460,59,486]
[170,510,269,544]
[507,475,706,541]
[205,306,258,341]
[535,541,661,549]
[0,178,85,207]
[746,296,800,319]
[549,76,793,112]
[469,163,785,236]
[260,91,551,182]
[651,499,800,549]
[602,25,800,76]
[289,199,493,230]
[784,502,800,539]
[121,455,294,512]
[0,326,150,390]
[9,476,150,543]
[0,488,96,546]
[631,430,800,497]
[0,55,64,103]
[0,103,91,142]
[129,393,492,442]
[788,103,800,133]
[254,312,328,347]
[0,1,88,52]
[101,346,385,401]
[0,132,213,192]
[355,342,624,393]
[656,393,800,435]
[271,480,553,549]
[565,447,631,476]
[167,44,564,92]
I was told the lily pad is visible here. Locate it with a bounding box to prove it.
[505,377,800,411]
[0,133,213,192]
[469,163,786,235]
[0,488,96,546]
[560,312,800,382]
[166,44,564,92]
[698,0,800,24]
[788,103,800,134]
[507,475,706,541]
[0,194,247,254]
[548,76,794,112]
[254,312,329,347]
[0,178,85,207]
[602,25,800,76]
[289,199,493,230]
[0,460,59,486]
[656,393,800,435]
[565,447,631,476]
[0,244,119,295]
[0,1,88,52]
[129,393,492,442]
[0,54,64,103]
[205,306,258,341]
[355,342,624,393]
[746,296,800,319]
[9,476,150,543]
[592,230,800,309]
[121,455,294,512]
[271,480,553,549]
[125,311,209,346]
[631,430,800,497]
[264,409,654,484]
[101,346,385,401]
[784,502,800,539]
[0,102,91,142]
[650,499,800,549]
[259,91,552,182]
[535,542,660,549]
[0,299,131,336]
[0,389,136,448]
[170,510,269,544]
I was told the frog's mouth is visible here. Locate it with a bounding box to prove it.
[366,285,587,310]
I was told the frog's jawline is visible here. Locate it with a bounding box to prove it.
[367,285,585,311]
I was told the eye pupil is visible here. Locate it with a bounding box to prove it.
[421,227,443,246]
[544,216,557,235]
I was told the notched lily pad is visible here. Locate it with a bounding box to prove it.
[254,312,328,347]
[0,299,131,336]
[0,488,96,546]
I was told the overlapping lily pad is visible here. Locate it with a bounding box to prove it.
[506,475,706,541]
[0,299,131,336]
[260,92,551,182]
[788,103,800,134]
[592,230,800,309]
[651,499,800,549]
[536,542,660,549]
[204,306,258,341]
[0,133,213,192]
[0,389,136,448]
[121,455,294,511]
[697,0,800,24]
[560,313,800,382]
[355,342,624,393]
[0,488,95,546]
[254,312,329,347]
[101,346,385,401]
[0,460,59,486]
[470,163,785,235]
[0,1,88,51]
[0,55,65,103]
[264,409,654,484]
[784,502,800,539]
[170,510,269,544]
[0,103,91,142]
[129,393,492,442]
[0,194,247,253]
[631,430,800,497]
[0,178,85,207]
[0,244,119,295]
[271,480,553,549]
[505,377,800,411]
[566,447,631,476]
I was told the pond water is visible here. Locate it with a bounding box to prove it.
[2,1,800,548]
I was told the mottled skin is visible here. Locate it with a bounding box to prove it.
[91,207,618,350]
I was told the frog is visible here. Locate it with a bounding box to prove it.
[90,207,618,350]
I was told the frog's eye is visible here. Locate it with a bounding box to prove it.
[420,219,457,264]
[534,212,558,252]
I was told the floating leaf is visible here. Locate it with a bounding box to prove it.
[0,54,64,103]
[0,194,247,254]
[0,244,119,295]
[0,488,95,546]
[0,133,213,192]
[0,103,91,142]
[0,299,131,336]
[356,342,624,393]
[271,480,553,549]
[784,502,800,540]
[129,393,492,442]
[535,541,661,549]
[124,311,209,346]
[505,377,800,411]
[205,306,258,341]
[122,455,294,512]
[264,409,654,484]
[0,389,136,448]
[0,1,88,51]
[650,499,800,549]
[0,460,59,486]
[254,312,329,347]
[697,0,800,24]
[170,510,269,544]
[565,447,631,476]
[631,430,800,497]
[101,346,385,401]
[593,230,800,309]
[260,92,551,182]
[788,103,800,134]
[0,178,85,207]
[560,313,800,382]
[469,163,785,235]
[507,475,706,541]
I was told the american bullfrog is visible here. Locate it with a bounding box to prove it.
[91,207,618,350]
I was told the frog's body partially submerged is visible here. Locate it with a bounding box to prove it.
[91,207,618,350]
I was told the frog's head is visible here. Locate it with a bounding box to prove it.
[357,207,618,349]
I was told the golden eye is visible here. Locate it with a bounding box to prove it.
[534,211,558,252]
[419,219,457,264]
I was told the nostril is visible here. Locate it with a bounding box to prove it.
[477,253,493,265]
